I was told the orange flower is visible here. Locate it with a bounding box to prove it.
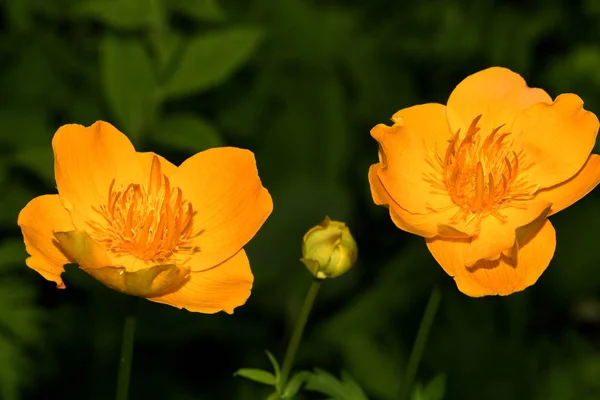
[369,67,600,296]
[18,121,273,313]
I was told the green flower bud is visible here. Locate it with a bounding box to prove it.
[301,217,357,279]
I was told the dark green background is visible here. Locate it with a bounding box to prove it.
[1,0,599,399]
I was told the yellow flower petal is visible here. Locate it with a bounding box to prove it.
[372,103,455,214]
[175,147,273,271]
[464,201,551,266]
[368,164,476,238]
[512,94,599,188]
[148,249,253,314]
[53,121,145,230]
[535,154,600,215]
[54,230,189,297]
[426,219,556,296]
[446,67,552,135]
[17,195,74,288]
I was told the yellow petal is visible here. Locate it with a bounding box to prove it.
[511,94,599,188]
[426,219,556,296]
[464,201,551,266]
[372,103,455,214]
[53,230,188,297]
[53,121,145,230]
[446,67,552,135]
[535,154,600,215]
[148,249,253,314]
[368,164,476,238]
[17,195,74,288]
[175,147,273,271]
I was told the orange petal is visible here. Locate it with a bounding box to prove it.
[535,154,600,216]
[511,94,599,188]
[53,230,189,297]
[369,164,476,238]
[17,195,75,288]
[53,121,145,230]
[426,219,556,296]
[372,103,455,214]
[175,147,273,271]
[465,201,551,266]
[446,67,551,135]
[147,249,253,314]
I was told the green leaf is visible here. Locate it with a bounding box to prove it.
[265,350,282,390]
[305,369,368,400]
[170,0,226,22]
[11,146,54,185]
[72,0,164,30]
[162,27,264,99]
[235,368,277,386]
[283,371,310,398]
[154,113,223,153]
[101,35,157,143]
[411,375,446,400]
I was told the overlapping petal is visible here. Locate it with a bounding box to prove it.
[369,164,476,238]
[534,155,600,215]
[372,103,455,215]
[53,121,145,230]
[447,67,552,135]
[464,201,551,266]
[176,147,273,271]
[426,219,556,296]
[148,250,253,314]
[512,94,599,189]
[17,195,75,288]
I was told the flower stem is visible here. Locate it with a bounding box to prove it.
[280,279,322,389]
[116,297,140,400]
[401,286,442,400]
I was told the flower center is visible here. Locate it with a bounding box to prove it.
[88,157,199,263]
[442,115,525,216]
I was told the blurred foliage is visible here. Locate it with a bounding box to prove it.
[0,0,599,399]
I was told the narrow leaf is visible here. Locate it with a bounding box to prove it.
[235,368,276,386]
[283,371,310,398]
[163,27,264,99]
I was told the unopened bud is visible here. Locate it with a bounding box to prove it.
[301,217,357,279]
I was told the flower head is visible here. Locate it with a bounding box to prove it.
[301,217,357,279]
[18,121,273,313]
[369,67,600,296]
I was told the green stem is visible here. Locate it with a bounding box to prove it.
[116,297,140,400]
[401,286,442,400]
[280,279,322,390]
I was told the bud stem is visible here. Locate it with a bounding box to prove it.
[400,286,442,400]
[280,279,322,389]
[116,296,140,400]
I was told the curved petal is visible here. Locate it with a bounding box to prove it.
[175,147,273,271]
[511,94,599,188]
[369,164,476,238]
[465,201,551,266]
[53,121,145,230]
[147,249,253,314]
[53,230,189,297]
[426,219,556,296]
[17,195,75,288]
[535,154,600,216]
[372,103,455,214]
[446,67,552,135]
